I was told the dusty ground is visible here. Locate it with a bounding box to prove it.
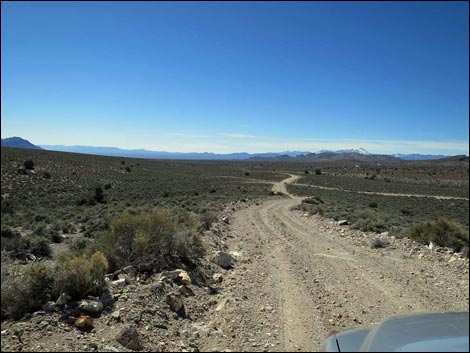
[1,175,468,352]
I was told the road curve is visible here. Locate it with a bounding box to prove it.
[212,174,469,352]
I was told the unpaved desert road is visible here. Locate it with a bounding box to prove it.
[206,174,469,352]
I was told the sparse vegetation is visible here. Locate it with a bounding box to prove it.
[200,211,218,231]
[1,251,108,319]
[351,209,386,233]
[408,218,469,253]
[88,210,205,272]
[370,237,387,249]
[1,262,54,319]
[23,159,34,170]
[54,251,108,300]
[302,196,324,205]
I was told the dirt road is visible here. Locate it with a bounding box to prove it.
[294,182,469,201]
[202,174,469,351]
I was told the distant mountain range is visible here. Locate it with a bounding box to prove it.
[37,145,307,160]
[1,137,467,162]
[1,137,43,150]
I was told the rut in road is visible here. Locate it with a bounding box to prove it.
[217,174,469,352]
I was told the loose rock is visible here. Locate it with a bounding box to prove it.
[78,300,104,314]
[166,293,185,314]
[115,325,143,351]
[74,315,93,330]
[211,251,232,269]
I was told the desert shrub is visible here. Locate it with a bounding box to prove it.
[352,209,386,233]
[368,202,378,208]
[302,196,324,205]
[461,246,469,258]
[200,211,217,230]
[1,228,28,257]
[401,208,413,216]
[370,237,387,249]
[125,166,131,172]
[77,198,88,206]
[309,205,325,215]
[244,172,250,176]
[49,230,63,243]
[93,209,204,272]
[173,229,205,260]
[83,217,110,238]
[1,198,14,214]
[1,227,51,259]
[315,169,322,175]
[104,183,112,190]
[26,236,52,257]
[32,222,47,236]
[53,252,108,300]
[1,262,54,319]
[175,210,199,229]
[34,214,48,222]
[94,186,105,203]
[17,168,28,175]
[121,160,125,165]
[23,160,34,170]
[70,238,90,254]
[305,170,310,174]
[43,171,52,179]
[408,218,469,252]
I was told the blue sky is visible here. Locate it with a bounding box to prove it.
[1,1,469,155]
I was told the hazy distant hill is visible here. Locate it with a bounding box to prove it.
[433,155,469,163]
[39,144,307,160]
[250,151,401,163]
[1,137,43,150]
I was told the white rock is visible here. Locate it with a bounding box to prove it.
[111,310,121,320]
[338,220,349,226]
[112,279,127,288]
[79,300,104,314]
[212,273,223,283]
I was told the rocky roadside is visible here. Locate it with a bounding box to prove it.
[0,198,264,353]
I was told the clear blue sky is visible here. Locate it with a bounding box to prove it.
[1,1,469,154]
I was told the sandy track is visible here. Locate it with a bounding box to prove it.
[214,174,469,352]
[294,182,469,201]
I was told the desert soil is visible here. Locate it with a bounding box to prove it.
[1,175,468,352]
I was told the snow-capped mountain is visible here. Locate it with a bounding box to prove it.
[318,148,371,155]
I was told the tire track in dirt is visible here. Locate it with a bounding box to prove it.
[294,183,469,201]
[221,174,468,351]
